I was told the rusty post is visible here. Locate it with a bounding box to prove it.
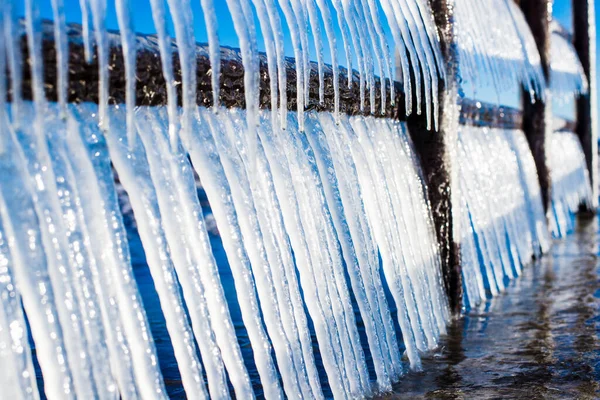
[519,0,552,213]
[573,0,598,211]
[407,0,462,313]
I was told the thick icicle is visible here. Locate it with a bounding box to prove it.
[196,108,284,399]
[106,105,238,399]
[0,218,39,400]
[311,113,394,391]
[258,112,349,398]
[24,2,98,396]
[349,115,422,369]
[69,104,167,399]
[64,111,140,400]
[46,106,118,399]
[0,107,76,399]
[283,114,370,397]
[208,108,311,398]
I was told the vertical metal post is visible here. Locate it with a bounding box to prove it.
[519,0,553,214]
[573,0,598,211]
[408,0,462,313]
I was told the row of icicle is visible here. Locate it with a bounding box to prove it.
[548,131,594,238]
[457,126,551,310]
[0,1,452,399]
[67,0,446,162]
[0,102,450,398]
[454,0,546,102]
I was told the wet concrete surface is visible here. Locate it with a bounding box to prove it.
[382,214,600,399]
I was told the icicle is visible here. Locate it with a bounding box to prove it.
[283,114,370,397]
[343,0,369,113]
[289,0,310,105]
[224,0,260,163]
[314,0,340,119]
[304,0,325,104]
[24,0,45,109]
[199,0,221,108]
[379,0,413,115]
[205,108,289,399]
[0,106,76,399]
[64,112,140,400]
[0,219,39,399]
[388,0,424,116]
[3,0,22,126]
[70,104,167,399]
[88,0,110,129]
[250,0,279,125]
[338,0,366,111]
[361,0,390,114]
[548,132,593,237]
[258,112,349,398]
[166,0,197,147]
[330,0,353,88]
[79,0,93,63]
[255,112,324,399]
[398,0,438,129]
[277,0,305,130]
[260,0,287,129]
[24,5,100,396]
[352,0,379,114]
[349,115,423,369]
[132,108,228,400]
[148,0,179,150]
[209,107,309,397]
[50,0,69,115]
[312,113,394,391]
[46,105,119,399]
[0,8,5,154]
[115,0,137,149]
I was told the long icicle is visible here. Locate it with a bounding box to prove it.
[24,2,98,396]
